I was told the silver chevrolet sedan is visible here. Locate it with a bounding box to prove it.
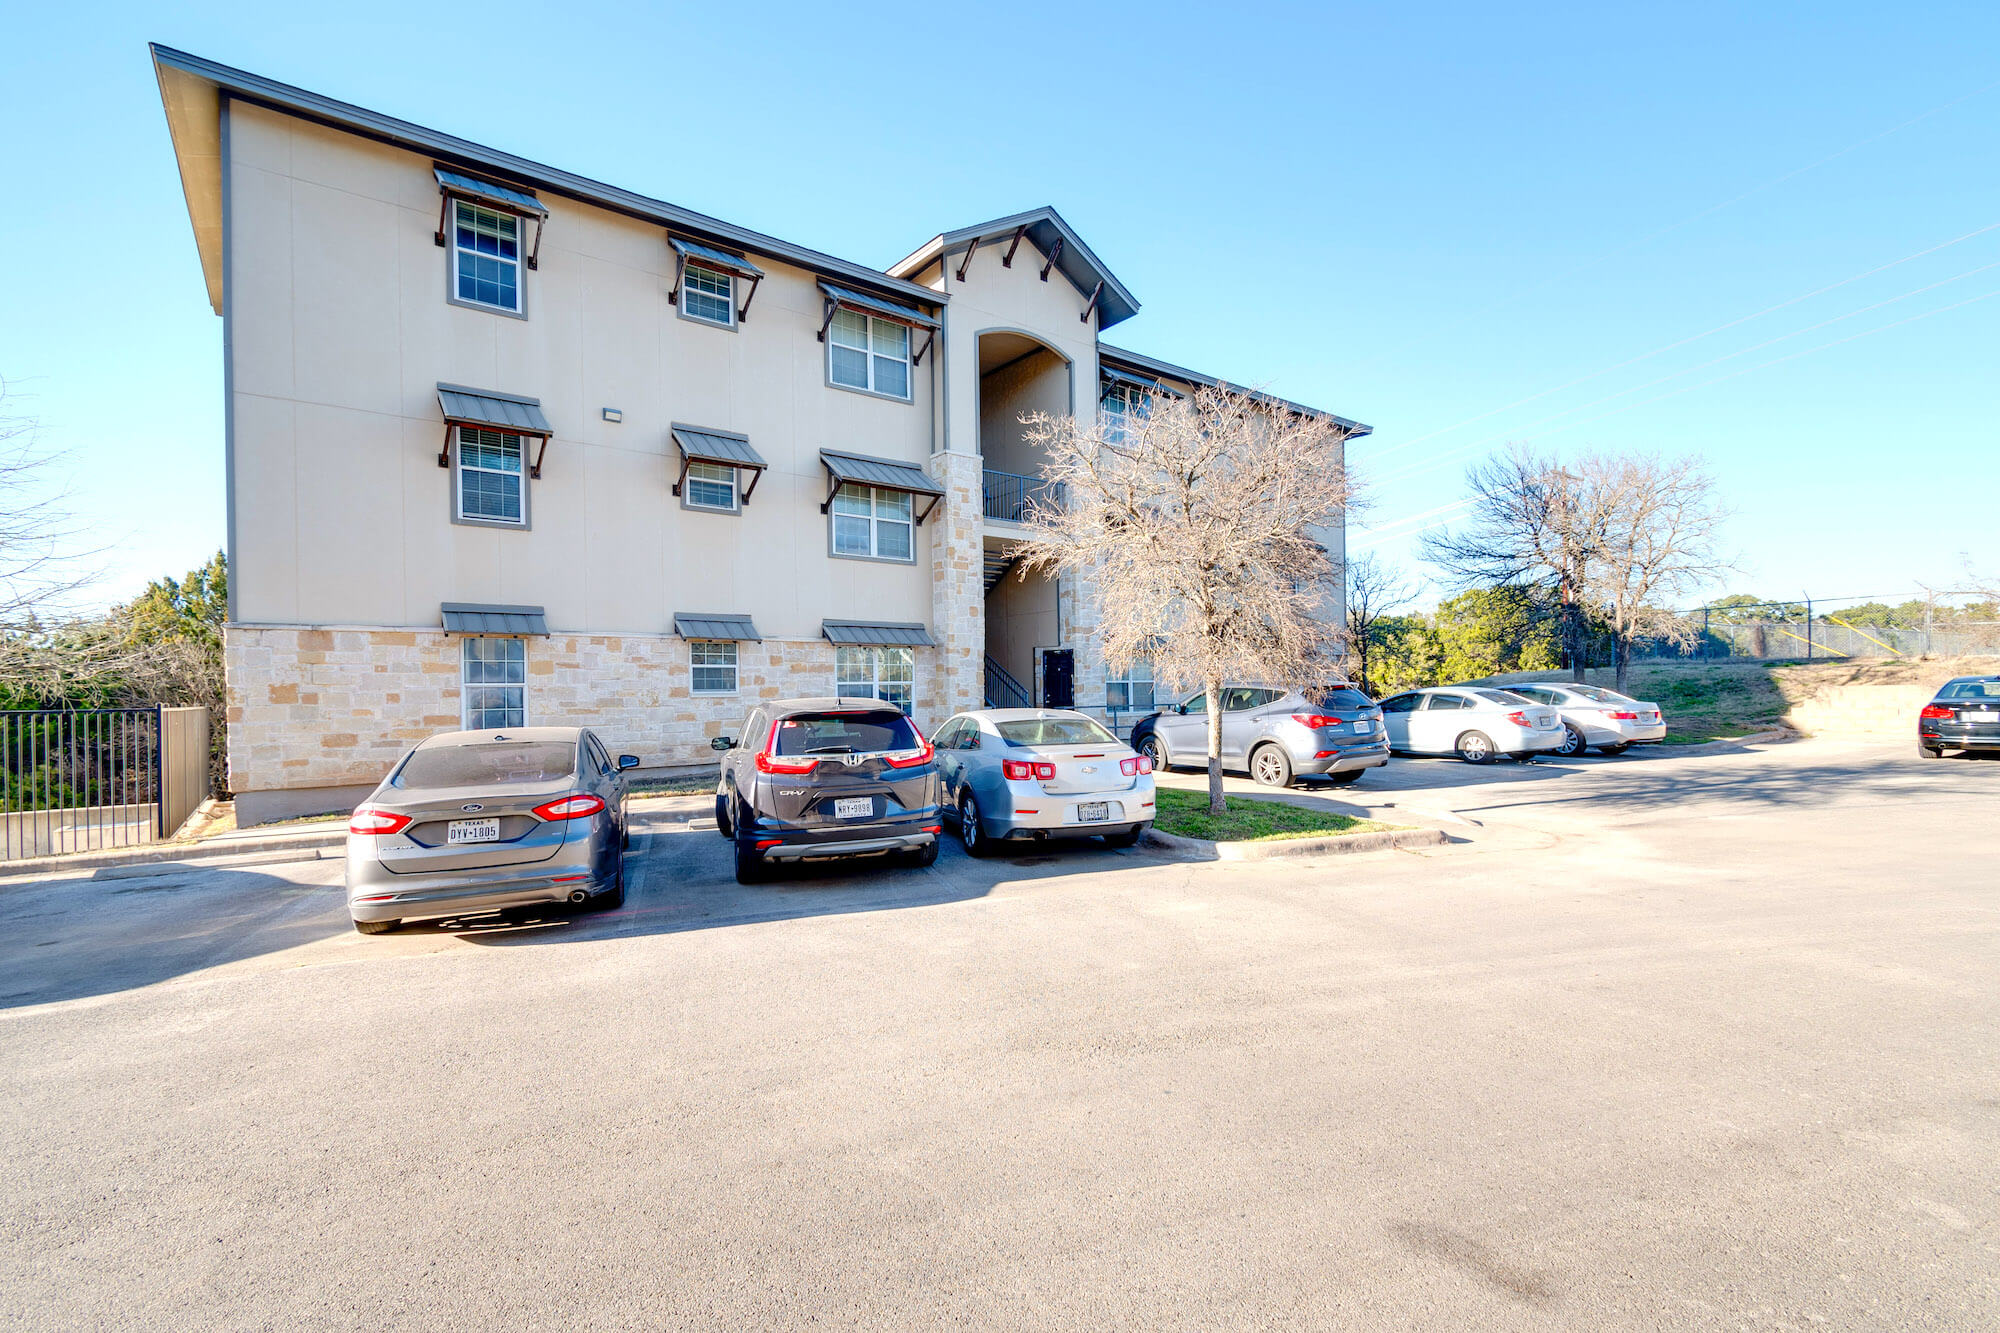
[931,709,1154,855]
[345,726,635,934]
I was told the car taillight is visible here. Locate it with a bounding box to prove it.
[1120,755,1153,776]
[882,723,934,768]
[1506,711,1531,726]
[755,718,820,774]
[533,793,606,821]
[1919,704,1953,720]
[348,807,411,836]
[1605,710,1639,721]
[1002,760,1056,781]
[1291,713,1340,729]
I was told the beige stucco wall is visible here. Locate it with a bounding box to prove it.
[978,346,1072,477]
[985,566,1058,696]
[225,101,935,641]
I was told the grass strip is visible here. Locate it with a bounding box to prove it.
[1153,788,1397,843]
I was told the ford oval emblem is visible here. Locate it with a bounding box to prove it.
[461,803,484,812]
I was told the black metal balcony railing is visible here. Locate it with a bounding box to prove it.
[981,469,1063,524]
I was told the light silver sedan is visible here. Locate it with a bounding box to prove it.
[1503,682,1668,756]
[1376,687,1566,763]
[345,727,635,933]
[931,709,1154,855]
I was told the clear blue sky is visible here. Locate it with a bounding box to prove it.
[3,1,1995,613]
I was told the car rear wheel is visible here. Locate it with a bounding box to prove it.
[1455,731,1496,764]
[733,838,769,884]
[1919,742,1945,759]
[1556,723,1588,757]
[595,861,626,911]
[904,838,939,868]
[1138,736,1169,773]
[1102,824,1146,849]
[1324,770,1364,787]
[959,792,997,858]
[1250,744,1294,788]
[714,791,733,838]
[1599,742,1631,756]
[352,917,398,935]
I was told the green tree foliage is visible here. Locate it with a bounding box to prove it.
[1431,587,1562,682]
[1367,614,1442,693]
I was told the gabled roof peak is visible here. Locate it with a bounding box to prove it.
[890,206,1140,331]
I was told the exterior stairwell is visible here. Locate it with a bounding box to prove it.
[983,548,1019,594]
[984,656,1032,709]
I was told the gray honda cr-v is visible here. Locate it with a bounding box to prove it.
[713,697,942,883]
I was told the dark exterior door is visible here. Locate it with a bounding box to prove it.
[1042,650,1074,708]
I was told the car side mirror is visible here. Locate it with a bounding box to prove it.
[617,754,639,770]
[711,736,734,752]
[1177,704,1188,715]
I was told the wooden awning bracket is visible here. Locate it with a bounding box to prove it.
[1001,225,1027,268]
[667,251,687,304]
[820,471,844,514]
[954,236,980,282]
[1039,236,1063,282]
[736,274,761,322]
[912,328,936,367]
[530,434,551,480]
[817,296,840,343]
[1079,279,1104,324]
[916,493,942,526]
[438,423,454,469]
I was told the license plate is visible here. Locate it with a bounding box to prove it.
[447,817,499,844]
[1353,720,1373,734]
[1077,802,1110,822]
[833,797,873,819]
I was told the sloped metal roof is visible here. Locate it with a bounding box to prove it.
[669,236,764,279]
[441,603,549,636]
[438,384,553,435]
[671,424,767,470]
[820,449,944,497]
[1095,346,1372,437]
[673,613,761,641]
[434,167,547,217]
[817,281,941,330]
[821,620,937,647]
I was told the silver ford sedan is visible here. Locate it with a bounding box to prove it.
[931,709,1154,855]
[344,726,635,934]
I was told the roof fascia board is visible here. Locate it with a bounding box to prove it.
[1096,343,1372,437]
[148,44,945,312]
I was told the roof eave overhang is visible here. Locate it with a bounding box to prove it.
[148,44,946,316]
[889,207,1140,331]
[1096,344,1372,438]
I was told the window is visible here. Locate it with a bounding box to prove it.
[995,716,1118,747]
[830,484,914,561]
[1100,383,1151,442]
[462,638,526,729]
[1106,657,1155,712]
[1307,686,1376,709]
[683,461,738,512]
[395,740,571,788]
[774,709,922,755]
[690,639,738,695]
[452,200,522,313]
[682,264,734,327]
[1426,693,1470,711]
[835,645,915,714]
[828,309,911,399]
[455,426,527,526]
[1379,694,1418,714]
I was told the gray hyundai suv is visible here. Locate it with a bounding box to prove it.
[713,697,943,883]
[1130,683,1389,788]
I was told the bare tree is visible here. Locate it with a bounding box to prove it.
[1584,455,1731,693]
[1015,385,1359,814]
[1421,447,1609,681]
[0,379,91,632]
[1341,553,1416,695]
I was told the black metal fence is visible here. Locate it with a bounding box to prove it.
[2,708,166,861]
[982,469,1063,524]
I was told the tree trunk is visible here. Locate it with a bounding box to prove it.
[1205,680,1225,815]
[1614,629,1631,695]
[1567,593,1587,683]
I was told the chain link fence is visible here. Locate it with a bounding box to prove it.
[1627,594,2000,664]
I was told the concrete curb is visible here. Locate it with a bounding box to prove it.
[1144,824,1448,862]
[1658,728,1795,754]
[0,828,346,881]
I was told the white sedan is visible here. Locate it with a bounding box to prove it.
[1503,682,1667,756]
[1376,687,1566,764]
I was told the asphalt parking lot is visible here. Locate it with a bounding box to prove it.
[2,738,1995,1328]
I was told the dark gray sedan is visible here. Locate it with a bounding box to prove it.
[345,727,636,934]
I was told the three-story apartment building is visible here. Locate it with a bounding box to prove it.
[152,45,1370,823]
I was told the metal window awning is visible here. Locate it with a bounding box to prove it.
[672,424,768,503]
[673,613,762,642]
[433,166,548,269]
[441,602,549,636]
[669,237,765,321]
[821,620,937,648]
[816,280,940,365]
[819,449,945,524]
[438,384,555,477]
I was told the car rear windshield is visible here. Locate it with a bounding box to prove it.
[1478,690,1535,705]
[1307,686,1374,709]
[995,717,1118,747]
[1563,684,1632,703]
[394,742,576,788]
[773,711,921,756]
[1941,679,2000,698]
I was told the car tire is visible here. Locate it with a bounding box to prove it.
[958,792,997,858]
[715,791,733,839]
[1556,723,1588,758]
[1325,770,1364,787]
[352,917,398,935]
[1599,742,1631,756]
[1250,743,1293,788]
[904,838,939,868]
[1138,735,1169,773]
[733,838,769,884]
[595,861,626,911]
[1919,742,1945,759]
[1455,731,1496,764]
[1102,824,1146,849]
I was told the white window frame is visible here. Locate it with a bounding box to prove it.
[462,637,527,730]
[454,426,529,528]
[835,645,916,715]
[829,483,915,563]
[689,639,739,695]
[1106,656,1155,712]
[682,460,739,513]
[1101,383,1151,443]
[827,309,912,401]
[680,263,735,328]
[450,200,524,315]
